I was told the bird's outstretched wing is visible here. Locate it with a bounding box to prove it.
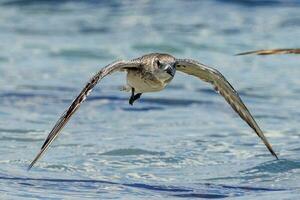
[175,59,278,159]
[236,48,300,55]
[28,60,141,170]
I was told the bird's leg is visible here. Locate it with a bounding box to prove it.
[133,93,142,103]
[129,88,142,105]
[129,88,135,105]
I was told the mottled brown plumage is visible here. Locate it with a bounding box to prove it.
[28,53,277,170]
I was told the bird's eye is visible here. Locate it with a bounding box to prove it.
[156,60,160,67]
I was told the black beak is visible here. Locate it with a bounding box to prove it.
[164,64,176,77]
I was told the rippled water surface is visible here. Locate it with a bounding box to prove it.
[1,0,300,199]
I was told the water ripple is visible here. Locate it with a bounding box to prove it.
[0,136,43,142]
[97,148,165,156]
[240,159,300,175]
[216,0,300,7]
[49,48,114,60]
[1,0,300,199]
[0,90,214,107]
[0,175,287,199]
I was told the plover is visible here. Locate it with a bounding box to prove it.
[28,53,278,170]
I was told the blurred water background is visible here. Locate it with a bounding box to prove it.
[0,0,300,199]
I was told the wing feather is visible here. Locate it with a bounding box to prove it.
[175,59,278,159]
[236,48,300,55]
[28,60,140,170]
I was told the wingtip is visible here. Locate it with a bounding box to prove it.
[27,164,33,171]
[235,51,258,56]
[235,50,274,56]
[27,147,46,171]
[272,151,279,160]
[258,132,279,160]
[235,52,247,56]
[27,158,38,171]
[267,144,279,160]
[27,158,37,171]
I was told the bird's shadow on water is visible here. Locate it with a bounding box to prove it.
[0,90,215,111]
[0,175,285,199]
[2,84,279,109]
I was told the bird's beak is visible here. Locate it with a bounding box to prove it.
[164,64,176,77]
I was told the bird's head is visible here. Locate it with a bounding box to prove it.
[153,54,176,81]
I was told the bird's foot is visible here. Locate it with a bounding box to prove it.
[129,93,142,105]
[129,88,142,105]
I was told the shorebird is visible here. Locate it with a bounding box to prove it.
[236,48,300,55]
[28,53,278,170]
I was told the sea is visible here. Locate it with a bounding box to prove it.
[0,0,300,199]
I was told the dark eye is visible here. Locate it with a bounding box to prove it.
[156,60,160,67]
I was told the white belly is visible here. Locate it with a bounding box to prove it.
[126,70,167,93]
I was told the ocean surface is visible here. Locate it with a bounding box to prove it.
[0,0,300,199]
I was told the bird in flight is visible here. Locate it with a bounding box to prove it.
[28,53,278,170]
[236,48,300,56]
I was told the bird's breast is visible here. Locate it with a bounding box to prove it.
[127,70,170,93]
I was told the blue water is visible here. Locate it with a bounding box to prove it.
[0,0,300,199]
